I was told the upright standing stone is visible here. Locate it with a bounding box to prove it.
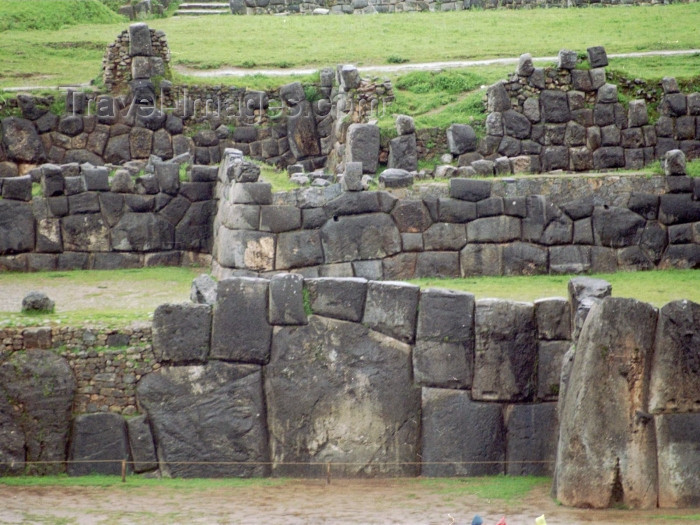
[68,413,129,476]
[345,124,380,174]
[129,23,153,57]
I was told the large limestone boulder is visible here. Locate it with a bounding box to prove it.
[649,300,700,413]
[265,316,420,477]
[0,350,76,474]
[137,361,269,477]
[555,297,659,509]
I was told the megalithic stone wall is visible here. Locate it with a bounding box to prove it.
[211,148,700,279]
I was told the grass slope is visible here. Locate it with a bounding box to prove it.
[0,0,125,32]
[0,4,699,87]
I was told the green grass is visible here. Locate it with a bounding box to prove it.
[0,474,284,489]
[0,266,207,328]
[651,515,700,521]
[410,269,700,307]
[1,4,699,87]
[0,0,125,32]
[258,162,300,192]
[418,476,550,502]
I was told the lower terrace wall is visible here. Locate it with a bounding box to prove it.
[1,276,698,509]
[212,164,700,279]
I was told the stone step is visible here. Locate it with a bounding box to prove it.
[174,8,230,15]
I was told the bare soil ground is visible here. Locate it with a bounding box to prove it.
[0,480,698,525]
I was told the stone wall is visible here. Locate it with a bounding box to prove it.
[468,48,700,175]
[0,160,216,271]
[0,325,157,415]
[212,147,700,279]
[1,275,697,509]
[231,0,696,15]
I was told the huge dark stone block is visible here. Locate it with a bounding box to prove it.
[421,388,505,476]
[68,413,129,476]
[362,281,419,343]
[659,194,700,225]
[266,316,420,476]
[153,303,212,364]
[111,212,175,252]
[287,101,321,159]
[211,277,272,364]
[537,340,570,401]
[506,403,558,476]
[304,277,367,322]
[175,200,216,253]
[502,242,548,276]
[555,297,658,509]
[534,297,570,341]
[1,117,45,163]
[540,90,570,123]
[268,273,307,325]
[62,214,109,252]
[592,206,645,248]
[655,413,700,508]
[472,299,537,401]
[0,350,75,475]
[0,199,35,255]
[345,124,380,174]
[450,178,491,202]
[214,228,274,271]
[422,223,467,251]
[321,213,401,264]
[275,230,323,270]
[649,300,700,413]
[390,199,432,233]
[126,415,158,473]
[388,134,417,171]
[467,216,521,243]
[137,362,269,477]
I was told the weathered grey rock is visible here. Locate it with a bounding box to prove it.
[269,273,306,325]
[593,206,645,248]
[321,213,401,264]
[534,297,571,341]
[517,53,535,76]
[0,350,75,474]
[266,316,420,476]
[275,230,323,270]
[0,199,35,255]
[210,277,272,364]
[502,242,548,276]
[597,83,618,104]
[388,135,417,172]
[628,99,649,128]
[467,216,521,243]
[287,101,321,159]
[421,388,505,476]
[555,297,659,509]
[21,291,54,313]
[153,303,211,364]
[379,168,413,188]
[362,281,419,343]
[460,243,502,277]
[568,276,612,330]
[664,149,686,176]
[260,205,301,233]
[339,64,361,90]
[126,415,157,473]
[537,340,570,401]
[503,109,531,139]
[138,362,269,477]
[649,300,700,413]
[587,46,608,68]
[215,228,274,271]
[129,23,153,56]
[345,124,380,174]
[655,413,700,508]
[1,174,31,201]
[506,403,558,476]
[111,213,174,252]
[342,161,363,191]
[395,114,415,135]
[437,198,476,223]
[1,117,45,163]
[190,273,217,305]
[487,82,510,113]
[450,178,491,202]
[228,182,272,205]
[390,199,432,232]
[446,124,477,155]
[659,193,700,225]
[423,223,466,251]
[111,169,134,193]
[485,111,503,136]
[472,299,537,401]
[540,90,570,123]
[154,162,179,195]
[557,49,578,70]
[304,277,366,322]
[68,413,129,476]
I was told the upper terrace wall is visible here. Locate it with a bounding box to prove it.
[232,0,696,15]
[212,148,700,279]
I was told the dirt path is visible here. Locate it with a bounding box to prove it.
[174,49,700,78]
[1,480,698,525]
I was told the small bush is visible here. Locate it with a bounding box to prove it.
[387,56,409,64]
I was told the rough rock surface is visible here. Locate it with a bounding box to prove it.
[265,316,420,477]
[137,361,269,477]
[655,413,700,508]
[421,388,505,477]
[152,303,212,364]
[68,413,130,476]
[555,297,659,509]
[0,350,75,474]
